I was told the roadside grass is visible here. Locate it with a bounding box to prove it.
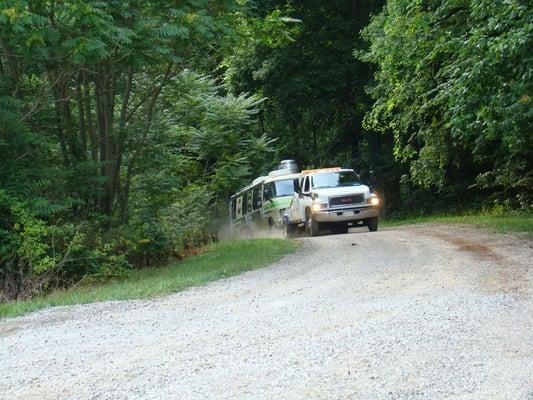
[0,239,299,319]
[382,211,533,238]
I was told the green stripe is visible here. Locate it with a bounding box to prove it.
[262,196,292,212]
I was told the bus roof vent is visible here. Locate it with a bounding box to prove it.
[277,159,299,173]
[268,159,299,178]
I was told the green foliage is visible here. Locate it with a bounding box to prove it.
[360,0,533,203]
[125,71,271,266]
[11,204,56,275]
[0,0,266,300]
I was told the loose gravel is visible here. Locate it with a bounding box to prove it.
[1,224,532,400]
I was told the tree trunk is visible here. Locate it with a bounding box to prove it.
[51,71,84,162]
[76,75,87,157]
[0,39,21,97]
[94,63,116,215]
[82,72,98,162]
[112,68,133,215]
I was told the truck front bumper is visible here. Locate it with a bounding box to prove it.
[313,206,379,223]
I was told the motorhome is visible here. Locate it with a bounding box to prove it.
[229,160,301,234]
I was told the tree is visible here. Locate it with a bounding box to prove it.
[1,0,244,217]
[0,0,265,298]
[360,0,533,205]
[225,1,386,171]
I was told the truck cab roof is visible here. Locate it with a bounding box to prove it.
[301,167,344,175]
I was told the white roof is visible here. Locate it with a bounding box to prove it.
[252,176,266,186]
[264,172,301,183]
[230,171,301,199]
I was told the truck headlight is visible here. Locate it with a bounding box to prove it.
[369,196,379,206]
[311,202,325,212]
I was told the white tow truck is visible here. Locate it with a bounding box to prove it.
[282,167,380,237]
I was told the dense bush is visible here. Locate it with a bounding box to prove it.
[0,69,266,300]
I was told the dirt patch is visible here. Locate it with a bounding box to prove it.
[0,312,71,338]
[424,229,503,262]
[418,225,531,296]
[0,324,20,337]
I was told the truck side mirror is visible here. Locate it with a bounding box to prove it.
[294,180,301,194]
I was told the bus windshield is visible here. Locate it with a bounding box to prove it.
[312,171,361,189]
[273,179,298,197]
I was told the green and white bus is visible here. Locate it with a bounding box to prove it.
[229,161,300,234]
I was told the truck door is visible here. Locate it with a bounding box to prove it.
[300,175,312,221]
[289,175,309,223]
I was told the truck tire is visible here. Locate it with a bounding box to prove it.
[284,224,297,239]
[307,217,321,236]
[367,217,378,232]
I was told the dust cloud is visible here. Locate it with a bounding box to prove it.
[217,223,285,241]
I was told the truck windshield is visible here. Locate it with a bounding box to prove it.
[273,179,298,197]
[312,171,361,189]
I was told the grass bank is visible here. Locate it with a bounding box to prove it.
[382,211,533,238]
[0,239,299,319]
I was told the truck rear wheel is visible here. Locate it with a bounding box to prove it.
[367,217,378,232]
[240,225,253,238]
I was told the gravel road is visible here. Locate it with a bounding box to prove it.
[1,224,532,400]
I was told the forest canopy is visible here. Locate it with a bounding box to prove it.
[1,0,531,300]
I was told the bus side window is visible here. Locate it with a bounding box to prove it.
[236,196,242,217]
[247,191,253,213]
[263,182,274,200]
[252,187,262,210]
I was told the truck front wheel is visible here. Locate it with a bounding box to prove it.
[307,217,321,236]
[284,224,297,239]
[367,216,378,232]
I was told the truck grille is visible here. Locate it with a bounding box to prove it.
[329,194,364,207]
